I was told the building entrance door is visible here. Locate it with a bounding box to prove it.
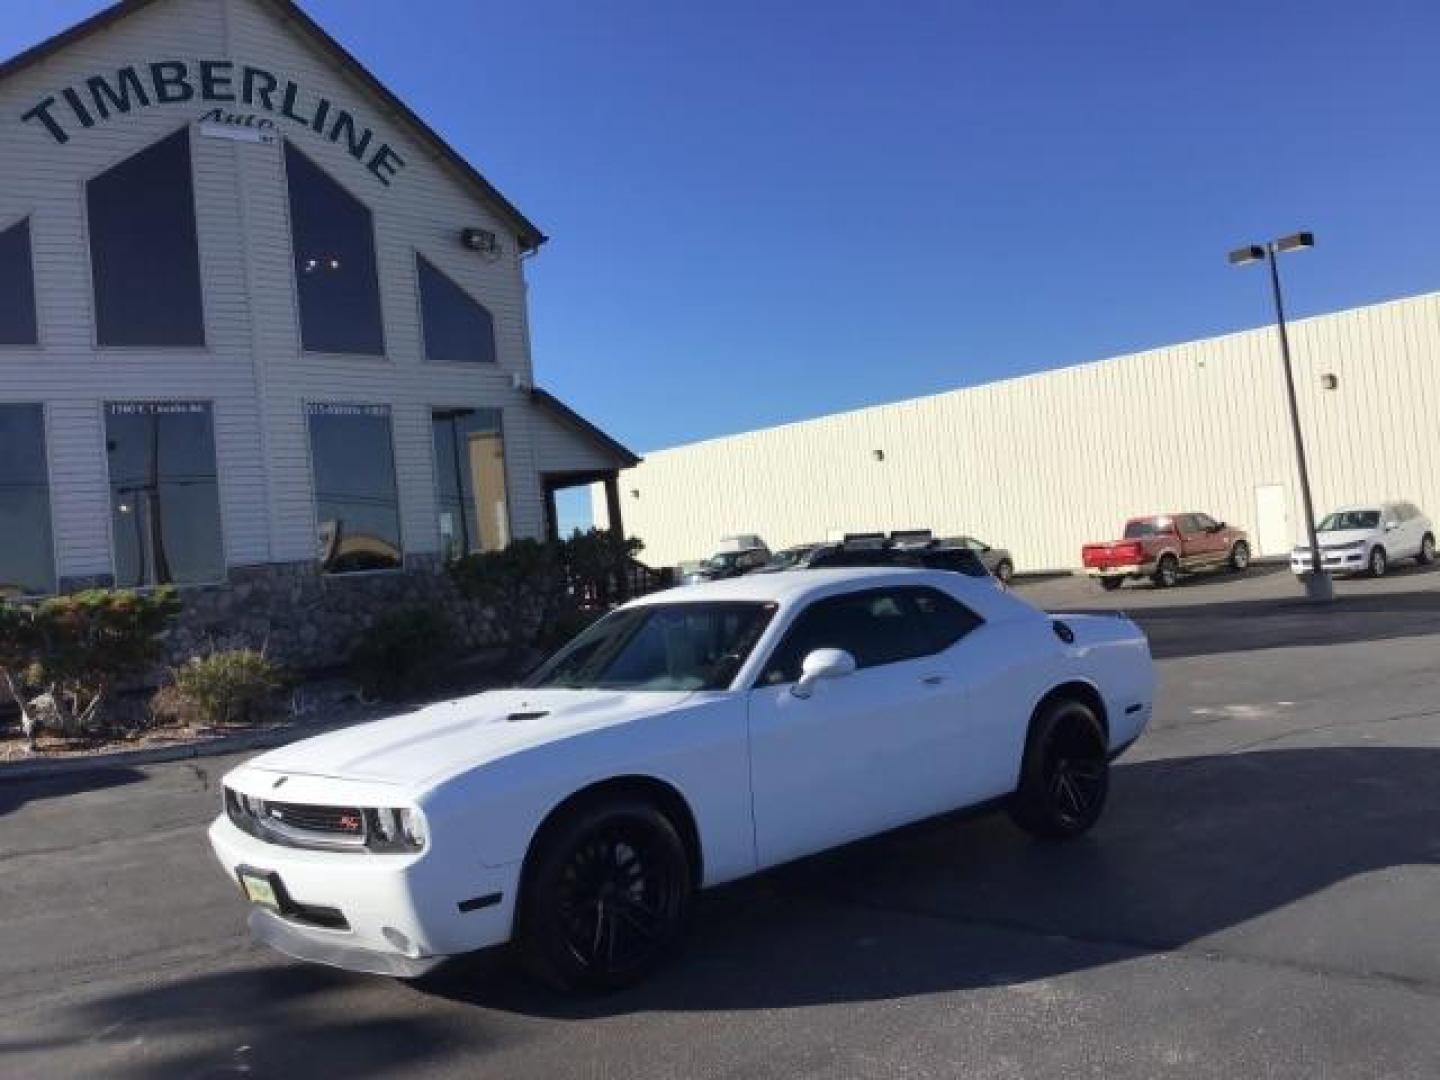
[1254,484,1291,557]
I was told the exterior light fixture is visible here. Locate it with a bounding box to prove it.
[460,227,499,255]
[872,449,885,462]
[1229,230,1331,602]
[1321,373,1338,390]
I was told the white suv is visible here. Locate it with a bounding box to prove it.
[1291,501,1436,578]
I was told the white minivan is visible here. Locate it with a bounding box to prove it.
[1291,501,1436,578]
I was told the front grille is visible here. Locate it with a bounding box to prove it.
[226,789,368,850]
[265,801,366,837]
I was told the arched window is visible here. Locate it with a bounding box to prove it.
[0,218,38,346]
[285,142,384,355]
[417,255,496,364]
[86,127,204,346]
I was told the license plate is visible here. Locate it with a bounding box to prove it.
[240,870,281,911]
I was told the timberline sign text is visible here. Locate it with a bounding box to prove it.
[21,60,406,186]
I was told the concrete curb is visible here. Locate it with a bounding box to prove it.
[0,719,358,782]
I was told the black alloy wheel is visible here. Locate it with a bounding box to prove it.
[1009,697,1110,840]
[1229,540,1251,571]
[1153,554,1180,588]
[518,799,691,992]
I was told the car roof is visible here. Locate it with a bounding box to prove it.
[624,566,1034,620]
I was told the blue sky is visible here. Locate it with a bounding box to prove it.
[5,1,1438,532]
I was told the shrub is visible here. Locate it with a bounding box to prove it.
[350,608,456,699]
[154,647,286,728]
[0,589,180,749]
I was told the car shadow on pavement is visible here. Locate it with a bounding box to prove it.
[1062,585,1440,660]
[0,765,144,817]
[419,744,1440,1019]
[0,960,476,1079]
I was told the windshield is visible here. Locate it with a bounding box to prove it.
[524,602,777,692]
[1318,510,1380,532]
[1124,518,1171,538]
[704,552,743,571]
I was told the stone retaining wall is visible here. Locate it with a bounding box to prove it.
[162,556,503,671]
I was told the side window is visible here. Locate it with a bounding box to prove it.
[1175,514,1199,534]
[1193,513,1217,531]
[0,218,38,345]
[285,142,384,355]
[760,588,932,685]
[906,587,984,650]
[87,128,205,346]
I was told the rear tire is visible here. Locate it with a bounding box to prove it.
[1418,533,1436,566]
[516,798,692,993]
[1098,577,1125,592]
[1009,697,1110,840]
[1368,546,1388,578]
[1152,554,1180,588]
[1229,540,1251,571]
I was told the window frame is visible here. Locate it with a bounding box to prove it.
[428,404,513,558]
[415,253,498,366]
[303,400,406,577]
[83,125,208,352]
[753,585,984,689]
[0,215,41,350]
[97,398,229,590]
[281,141,388,360]
[0,401,59,598]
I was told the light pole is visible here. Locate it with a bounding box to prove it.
[1228,231,1333,602]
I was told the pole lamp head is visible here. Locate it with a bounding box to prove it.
[1274,231,1315,254]
[1228,244,1266,266]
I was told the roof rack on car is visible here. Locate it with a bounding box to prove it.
[840,532,888,550]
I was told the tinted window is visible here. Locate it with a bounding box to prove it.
[917,548,989,577]
[1124,518,1172,538]
[761,588,933,685]
[526,602,775,691]
[0,219,38,345]
[308,404,401,573]
[285,142,384,355]
[0,404,54,596]
[1193,514,1217,530]
[105,402,224,587]
[417,255,496,364]
[908,587,983,650]
[87,128,204,346]
[432,407,508,558]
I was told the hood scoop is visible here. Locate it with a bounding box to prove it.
[504,710,550,723]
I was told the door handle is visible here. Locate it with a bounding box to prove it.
[922,674,945,686]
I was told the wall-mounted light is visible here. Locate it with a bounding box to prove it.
[1321,373,1339,390]
[872,449,885,462]
[460,227,500,258]
[630,489,640,499]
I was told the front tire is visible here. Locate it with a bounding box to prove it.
[1152,554,1180,588]
[1368,545,1388,578]
[1229,540,1251,571]
[1009,697,1109,840]
[516,798,692,993]
[1418,533,1436,566]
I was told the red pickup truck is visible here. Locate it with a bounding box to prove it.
[1082,513,1251,590]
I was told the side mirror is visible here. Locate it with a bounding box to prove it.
[791,648,857,699]
[1213,521,1226,531]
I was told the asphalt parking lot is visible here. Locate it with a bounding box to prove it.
[3,562,1439,1078]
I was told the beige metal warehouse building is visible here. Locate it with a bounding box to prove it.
[596,290,1440,572]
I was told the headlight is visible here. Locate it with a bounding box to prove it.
[365,807,427,852]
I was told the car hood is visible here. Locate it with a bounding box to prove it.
[241,688,693,789]
[1303,528,1376,549]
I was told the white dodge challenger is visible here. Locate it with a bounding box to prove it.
[210,567,1153,991]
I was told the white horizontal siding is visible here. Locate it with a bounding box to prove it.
[602,291,1440,571]
[0,0,569,582]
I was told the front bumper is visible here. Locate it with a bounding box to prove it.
[209,815,520,977]
[1291,550,1365,575]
